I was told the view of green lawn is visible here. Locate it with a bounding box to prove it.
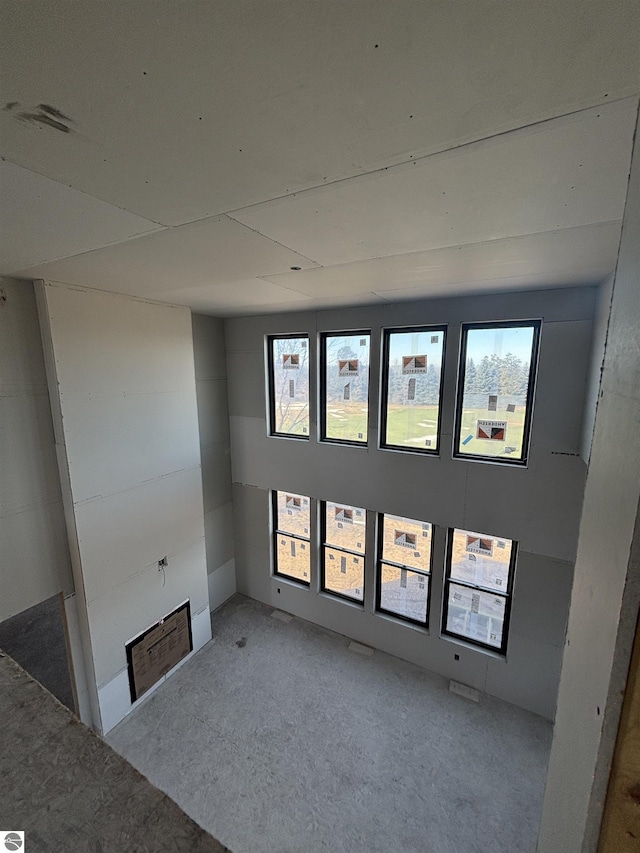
[384,404,440,449]
[325,403,440,446]
[292,401,526,457]
[457,405,526,458]
[277,401,309,436]
[325,402,368,442]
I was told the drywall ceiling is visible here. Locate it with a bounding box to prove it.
[1,1,638,316]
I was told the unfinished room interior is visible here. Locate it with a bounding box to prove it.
[1,2,639,851]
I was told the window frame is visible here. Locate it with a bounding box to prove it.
[379,324,447,455]
[441,527,517,655]
[266,333,310,440]
[375,513,433,628]
[319,330,371,447]
[452,319,542,466]
[320,500,366,604]
[271,490,311,587]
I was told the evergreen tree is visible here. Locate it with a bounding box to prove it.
[424,364,440,404]
[465,358,478,392]
[518,360,530,394]
[499,352,524,394]
[476,355,498,393]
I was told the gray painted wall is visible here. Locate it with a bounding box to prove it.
[538,110,640,853]
[0,277,72,622]
[37,282,211,734]
[192,313,236,610]
[226,286,597,720]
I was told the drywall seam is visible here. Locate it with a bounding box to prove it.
[224,98,639,220]
[579,276,614,465]
[40,278,187,310]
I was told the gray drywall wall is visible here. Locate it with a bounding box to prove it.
[192,313,236,610]
[0,277,73,622]
[0,593,74,710]
[226,286,596,720]
[37,283,211,733]
[233,481,571,719]
[538,110,640,853]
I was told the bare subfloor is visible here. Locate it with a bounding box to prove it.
[0,652,228,852]
[107,594,552,853]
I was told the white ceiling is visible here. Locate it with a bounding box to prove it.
[1,1,638,316]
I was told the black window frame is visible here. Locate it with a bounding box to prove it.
[266,333,310,440]
[453,319,542,466]
[441,527,517,655]
[379,324,448,455]
[375,513,433,627]
[320,500,366,604]
[272,490,311,587]
[319,330,371,447]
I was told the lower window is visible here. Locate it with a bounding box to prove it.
[442,528,516,653]
[321,501,366,602]
[376,513,432,626]
[272,490,311,585]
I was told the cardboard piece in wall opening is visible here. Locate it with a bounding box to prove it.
[126,601,193,703]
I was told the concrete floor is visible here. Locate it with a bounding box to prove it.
[0,651,229,852]
[107,594,552,853]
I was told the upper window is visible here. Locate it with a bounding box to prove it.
[272,490,311,585]
[321,501,366,602]
[376,513,433,626]
[267,335,309,438]
[454,320,541,464]
[442,527,517,654]
[380,326,446,453]
[320,332,370,445]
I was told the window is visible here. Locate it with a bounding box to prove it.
[267,335,309,438]
[321,332,370,445]
[376,513,433,626]
[321,501,366,602]
[454,320,541,464]
[272,490,311,585]
[442,528,517,653]
[380,326,446,453]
